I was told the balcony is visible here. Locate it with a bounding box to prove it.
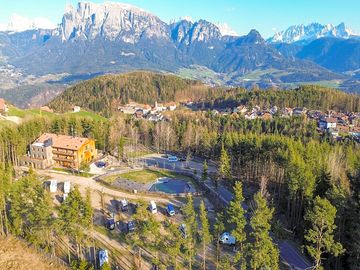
[53,156,75,163]
[52,149,75,156]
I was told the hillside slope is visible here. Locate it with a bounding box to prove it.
[0,236,66,270]
[48,71,210,116]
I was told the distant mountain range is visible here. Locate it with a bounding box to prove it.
[268,22,356,44]
[0,1,360,107]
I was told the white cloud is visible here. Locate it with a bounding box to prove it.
[215,22,239,36]
[0,13,56,32]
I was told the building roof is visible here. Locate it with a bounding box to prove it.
[0,98,5,111]
[36,133,91,150]
[322,117,337,123]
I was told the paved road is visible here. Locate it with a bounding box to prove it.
[141,154,312,270]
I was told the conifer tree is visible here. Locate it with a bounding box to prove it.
[305,196,344,270]
[202,160,208,182]
[248,192,279,270]
[214,213,225,269]
[219,144,231,180]
[182,194,197,270]
[227,181,247,269]
[199,201,211,270]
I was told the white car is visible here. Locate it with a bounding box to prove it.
[120,199,129,212]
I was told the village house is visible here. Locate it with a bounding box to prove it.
[147,113,164,122]
[154,101,166,112]
[319,117,337,130]
[73,106,81,113]
[134,109,144,119]
[20,133,97,170]
[281,107,293,118]
[0,98,8,115]
[293,107,307,116]
[261,112,272,120]
[270,106,278,115]
[166,102,177,111]
[236,105,248,114]
[119,105,137,115]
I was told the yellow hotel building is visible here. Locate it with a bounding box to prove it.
[21,133,97,170]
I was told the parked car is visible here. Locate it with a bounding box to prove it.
[168,155,178,162]
[107,218,116,230]
[149,201,157,214]
[120,199,129,212]
[127,220,135,233]
[179,224,187,238]
[95,161,107,168]
[219,232,236,246]
[167,204,176,216]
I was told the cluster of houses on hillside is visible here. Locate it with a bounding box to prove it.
[0,98,8,115]
[118,101,177,122]
[210,105,360,140]
[210,105,309,120]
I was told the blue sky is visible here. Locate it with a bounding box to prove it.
[1,0,360,37]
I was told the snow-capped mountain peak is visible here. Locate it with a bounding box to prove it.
[268,22,356,44]
[59,1,169,43]
[214,22,239,36]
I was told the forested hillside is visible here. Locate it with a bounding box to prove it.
[207,85,360,112]
[49,72,360,117]
[48,72,211,117]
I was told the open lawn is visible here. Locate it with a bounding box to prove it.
[103,169,192,184]
[7,105,107,122]
[66,110,107,121]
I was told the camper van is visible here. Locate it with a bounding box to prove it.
[63,181,71,194]
[50,180,57,193]
[167,204,176,216]
[149,201,157,214]
[219,232,236,246]
[120,199,129,212]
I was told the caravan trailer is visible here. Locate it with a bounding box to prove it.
[63,181,71,194]
[149,201,157,214]
[50,180,57,193]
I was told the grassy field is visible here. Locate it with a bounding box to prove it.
[104,169,192,184]
[7,105,107,122]
[66,110,107,121]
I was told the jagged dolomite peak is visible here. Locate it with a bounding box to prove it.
[59,1,169,43]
